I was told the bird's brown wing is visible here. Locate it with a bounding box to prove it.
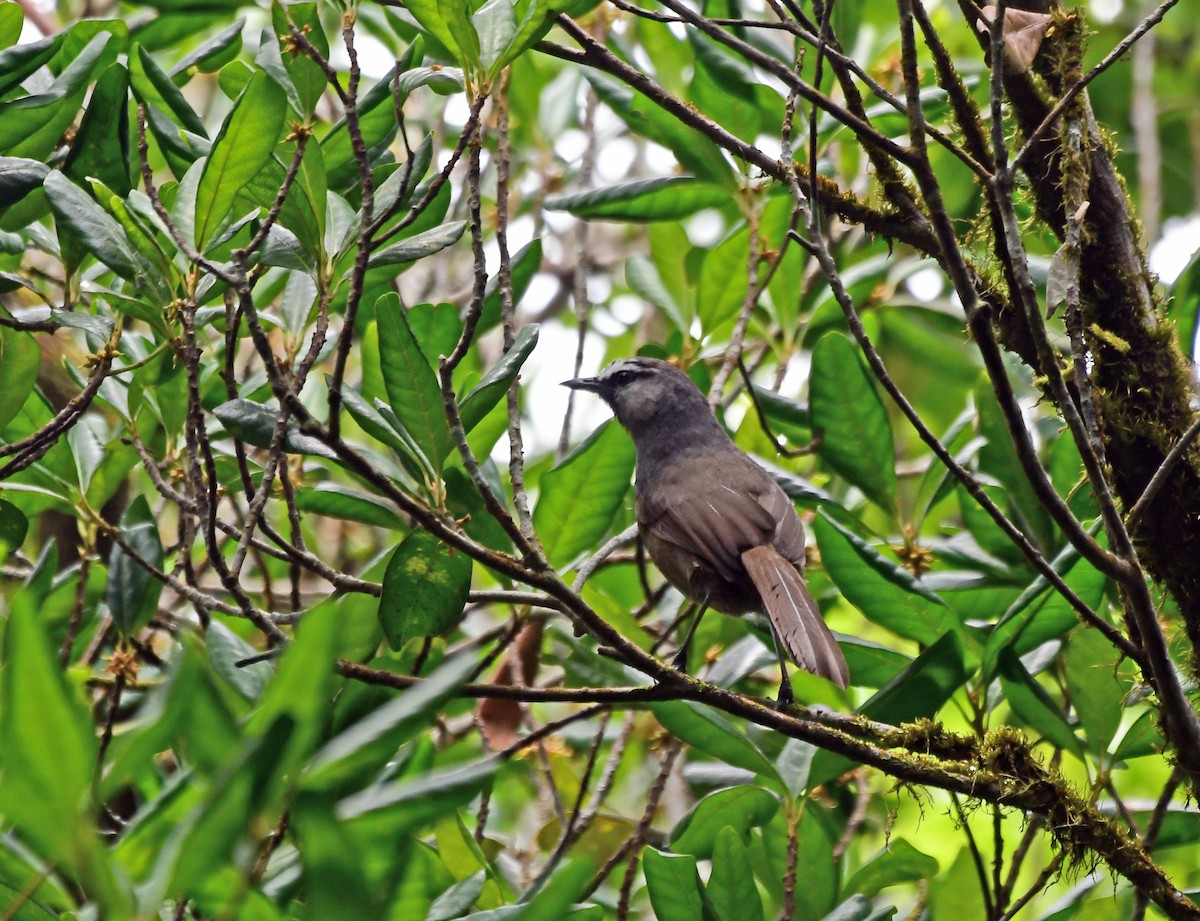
[640,483,778,583]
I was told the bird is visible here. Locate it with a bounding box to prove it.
[563,356,849,706]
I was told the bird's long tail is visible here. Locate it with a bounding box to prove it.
[741,545,849,689]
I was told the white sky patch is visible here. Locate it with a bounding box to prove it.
[906,266,947,302]
[1150,215,1200,286]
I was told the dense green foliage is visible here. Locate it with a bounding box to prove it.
[1,0,1199,918]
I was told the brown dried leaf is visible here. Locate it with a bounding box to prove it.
[476,620,545,752]
[978,6,1053,74]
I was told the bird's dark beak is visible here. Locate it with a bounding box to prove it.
[562,376,605,394]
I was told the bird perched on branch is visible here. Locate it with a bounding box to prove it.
[564,357,849,706]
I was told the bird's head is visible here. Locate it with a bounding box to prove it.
[563,357,712,437]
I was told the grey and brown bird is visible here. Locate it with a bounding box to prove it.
[564,357,849,706]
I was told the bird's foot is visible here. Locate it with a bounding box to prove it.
[774,678,795,711]
[670,647,691,673]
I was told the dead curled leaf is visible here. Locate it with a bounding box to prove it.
[476,619,545,752]
[977,6,1053,74]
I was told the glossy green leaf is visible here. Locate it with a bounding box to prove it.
[697,223,749,333]
[106,495,165,636]
[292,483,406,530]
[369,221,466,269]
[1167,249,1200,357]
[545,178,729,222]
[130,44,208,139]
[402,0,479,69]
[459,323,539,433]
[1111,709,1164,761]
[212,399,340,459]
[0,34,60,97]
[480,237,542,331]
[981,547,1107,683]
[195,69,287,248]
[1063,627,1125,755]
[0,32,110,158]
[810,333,897,511]
[648,700,780,782]
[706,826,764,921]
[668,785,779,858]
[585,72,734,186]
[0,157,49,210]
[0,3,20,47]
[0,498,28,560]
[270,1,327,115]
[63,62,131,195]
[532,419,635,568]
[0,597,98,865]
[642,848,720,921]
[376,292,452,474]
[814,513,955,646]
[304,655,477,791]
[337,759,497,828]
[378,529,472,651]
[407,301,462,366]
[998,648,1084,756]
[844,839,939,898]
[0,319,39,433]
[44,170,157,287]
[169,18,245,77]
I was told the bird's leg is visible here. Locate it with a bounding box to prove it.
[671,598,710,672]
[769,626,795,710]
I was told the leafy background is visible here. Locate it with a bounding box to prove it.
[1,0,1199,918]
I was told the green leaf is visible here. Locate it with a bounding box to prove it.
[293,483,407,530]
[1111,709,1163,761]
[0,34,60,98]
[376,293,452,474]
[0,157,49,210]
[0,318,39,433]
[510,860,596,921]
[304,655,477,792]
[585,72,734,186]
[642,848,720,921]
[814,513,955,646]
[697,224,748,333]
[706,827,764,921]
[844,839,939,898]
[0,498,28,560]
[212,399,339,459]
[407,301,463,366]
[545,178,729,222]
[668,785,779,859]
[0,3,20,47]
[170,18,245,77]
[998,648,1084,757]
[475,0,516,77]
[1063,627,1125,755]
[271,1,328,116]
[130,44,209,139]
[532,419,635,568]
[1166,249,1200,365]
[63,62,132,195]
[379,529,473,650]
[810,333,897,511]
[337,760,498,829]
[369,221,466,269]
[459,323,539,433]
[106,495,165,636]
[648,700,780,782]
[195,69,287,248]
[981,547,1107,683]
[480,237,542,331]
[0,597,98,867]
[0,32,110,159]
[401,0,480,69]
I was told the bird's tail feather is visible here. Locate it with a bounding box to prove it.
[741,545,849,689]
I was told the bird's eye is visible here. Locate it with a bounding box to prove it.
[610,370,633,386]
